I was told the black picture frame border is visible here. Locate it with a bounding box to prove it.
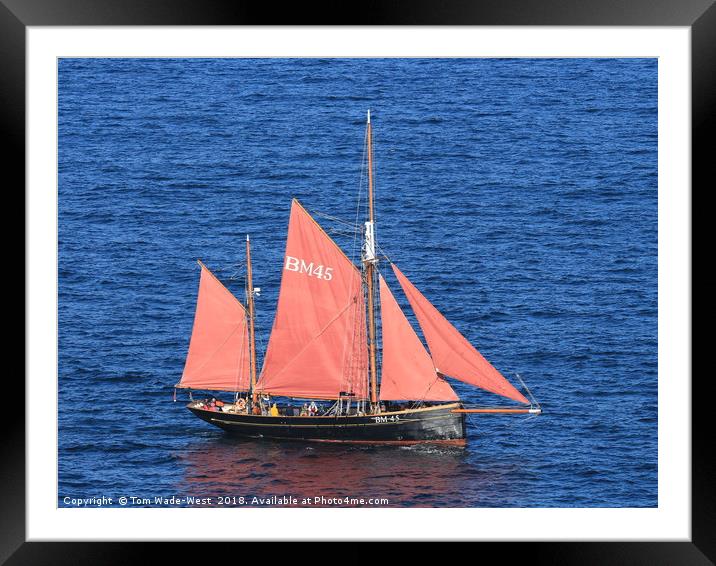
[6,0,710,563]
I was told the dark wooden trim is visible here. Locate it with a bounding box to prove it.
[10,0,707,560]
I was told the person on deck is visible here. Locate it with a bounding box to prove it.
[308,401,318,416]
[270,403,279,417]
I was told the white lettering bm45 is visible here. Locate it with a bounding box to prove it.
[285,256,334,280]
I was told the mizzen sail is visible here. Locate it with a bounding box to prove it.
[379,276,458,402]
[392,264,529,404]
[258,200,367,399]
[178,262,251,391]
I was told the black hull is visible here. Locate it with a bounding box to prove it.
[188,402,466,446]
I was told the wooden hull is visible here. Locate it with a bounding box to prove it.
[188,402,466,446]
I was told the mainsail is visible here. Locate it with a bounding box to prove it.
[258,200,368,399]
[178,262,251,391]
[378,276,458,401]
[392,264,529,404]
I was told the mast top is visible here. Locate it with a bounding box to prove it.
[246,234,250,242]
[367,109,371,124]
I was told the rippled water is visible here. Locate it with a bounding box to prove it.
[58,58,657,507]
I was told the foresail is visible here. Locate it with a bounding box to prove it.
[258,200,368,399]
[178,263,251,391]
[379,276,458,402]
[392,264,529,404]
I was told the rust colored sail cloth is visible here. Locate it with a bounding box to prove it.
[379,276,458,401]
[259,200,367,399]
[178,263,251,391]
[391,264,529,404]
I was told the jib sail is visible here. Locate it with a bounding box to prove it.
[392,263,529,404]
[378,275,458,402]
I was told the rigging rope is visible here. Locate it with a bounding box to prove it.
[312,210,360,229]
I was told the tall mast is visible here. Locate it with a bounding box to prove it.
[245,234,258,407]
[363,110,379,408]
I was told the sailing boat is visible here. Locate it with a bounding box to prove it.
[175,111,541,446]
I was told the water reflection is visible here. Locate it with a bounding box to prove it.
[175,434,521,507]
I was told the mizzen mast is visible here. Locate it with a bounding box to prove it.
[363,110,379,409]
[245,234,259,408]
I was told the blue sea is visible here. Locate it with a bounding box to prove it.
[58,58,657,508]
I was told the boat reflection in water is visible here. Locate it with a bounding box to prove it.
[176,434,521,507]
